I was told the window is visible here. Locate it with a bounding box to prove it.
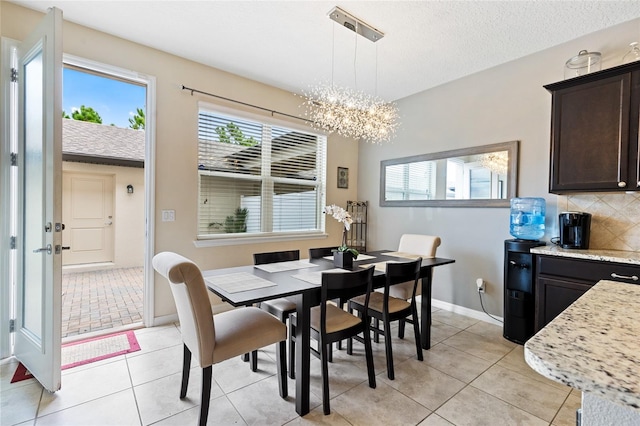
[383,161,435,201]
[197,105,326,241]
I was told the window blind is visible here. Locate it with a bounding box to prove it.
[384,161,434,200]
[197,108,326,238]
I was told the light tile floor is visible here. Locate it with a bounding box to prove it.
[0,308,581,426]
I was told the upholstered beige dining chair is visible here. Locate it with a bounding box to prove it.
[386,234,441,300]
[388,234,440,339]
[152,252,288,426]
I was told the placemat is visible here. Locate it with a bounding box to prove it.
[359,261,391,272]
[205,272,276,293]
[322,254,377,261]
[292,268,346,285]
[382,251,432,259]
[11,330,142,383]
[253,260,319,273]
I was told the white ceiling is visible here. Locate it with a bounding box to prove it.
[11,1,640,101]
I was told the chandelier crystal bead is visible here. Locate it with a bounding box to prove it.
[300,6,399,144]
[480,151,509,175]
[301,84,399,144]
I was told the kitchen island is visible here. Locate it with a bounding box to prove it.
[524,280,640,425]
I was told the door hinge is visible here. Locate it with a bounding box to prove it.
[11,68,18,83]
[9,319,15,333]
[10,236,16,250]
[10,152,17,166]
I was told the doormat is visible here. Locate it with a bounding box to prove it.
[10,362,33,383]
[10,330,140,383]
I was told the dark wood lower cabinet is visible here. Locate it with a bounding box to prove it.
[535,255,640,331]
[535,276,592,331]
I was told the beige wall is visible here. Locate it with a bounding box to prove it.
[560,193,640,251]
[62,162,145,267]
[358,18,640,317]
[2,3,359,319]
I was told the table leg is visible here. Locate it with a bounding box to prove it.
[294,292,312,416]
[420,269,433,350]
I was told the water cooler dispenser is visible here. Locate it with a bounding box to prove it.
[504,239,545,344]
[504,198,546,344]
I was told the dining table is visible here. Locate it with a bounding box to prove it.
[202,250,455,416]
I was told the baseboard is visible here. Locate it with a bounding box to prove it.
[428,297,503,327]
[154,300,503,329]
[151,313,178,327]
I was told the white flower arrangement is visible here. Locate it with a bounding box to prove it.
[324,204,353,230]
[324,204,359,258]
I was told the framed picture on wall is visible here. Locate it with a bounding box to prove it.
[337,167,349,189]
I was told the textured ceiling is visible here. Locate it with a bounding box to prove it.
[10,1,640,101]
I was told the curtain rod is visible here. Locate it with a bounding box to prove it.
[181,85,308,124]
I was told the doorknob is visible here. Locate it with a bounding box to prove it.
[105,221,113,225]
[33,244,52,255]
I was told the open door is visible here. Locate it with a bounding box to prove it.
[12,7,63,392]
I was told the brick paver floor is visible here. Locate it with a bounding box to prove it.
[61,267,143,339]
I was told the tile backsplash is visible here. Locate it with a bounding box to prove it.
[558,193,640,252]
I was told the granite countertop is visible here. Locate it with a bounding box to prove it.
[531,245,640,266]
[524,280,640,412]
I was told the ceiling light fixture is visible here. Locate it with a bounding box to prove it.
[300,6,399,144]
[480,151,509,175]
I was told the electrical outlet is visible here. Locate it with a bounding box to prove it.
[162,210,175,222]
[476,278,485,293]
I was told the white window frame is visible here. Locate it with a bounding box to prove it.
[194,102,327,248]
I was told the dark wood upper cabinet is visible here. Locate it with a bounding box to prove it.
[545,61,640,193]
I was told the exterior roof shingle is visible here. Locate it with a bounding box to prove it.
[63,119,145,163]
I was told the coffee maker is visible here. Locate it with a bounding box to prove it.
[559,212,591,249]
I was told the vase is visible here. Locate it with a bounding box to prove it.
[333,251,353,269]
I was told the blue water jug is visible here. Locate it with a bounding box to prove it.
[510,197,545,240]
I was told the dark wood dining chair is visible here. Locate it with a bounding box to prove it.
[292,266,376,414]
[254,249,300,379]
[348,257,423,380]
[152,252,287,426]
[309,246,343,353]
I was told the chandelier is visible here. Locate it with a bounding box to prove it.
[301,7,399,144]
[480,151,509,175]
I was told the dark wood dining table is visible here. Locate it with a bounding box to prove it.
[202,250,454,416]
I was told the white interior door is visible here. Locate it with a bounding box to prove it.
[13,7,63,392]
[62,172,114,265]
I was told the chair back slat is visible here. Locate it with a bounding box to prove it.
[386,258,422,286]
[384,258,422,312]
[254,250,300,265]
[321,266,374,302]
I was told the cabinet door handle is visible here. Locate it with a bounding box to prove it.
[617,181,627,188]
[610,273,638,281]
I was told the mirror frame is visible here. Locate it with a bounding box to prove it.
[380,140,519,207]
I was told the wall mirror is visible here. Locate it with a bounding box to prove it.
[380,140,519,207]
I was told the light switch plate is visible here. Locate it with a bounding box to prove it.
[162,210,175,222]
